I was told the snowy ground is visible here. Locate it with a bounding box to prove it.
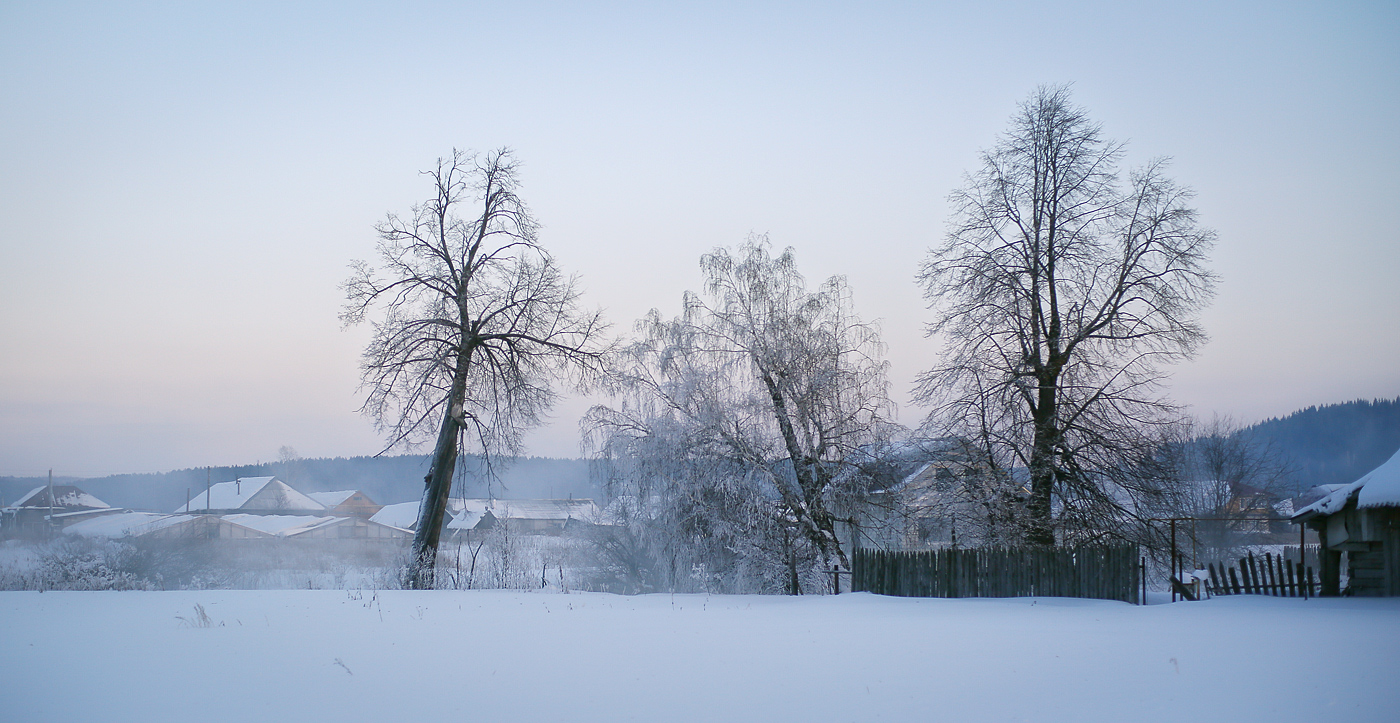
[2,591,1396,722]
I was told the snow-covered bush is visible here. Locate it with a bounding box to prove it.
[0,537,156,591]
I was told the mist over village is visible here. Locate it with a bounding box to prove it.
[2,3,1398,722]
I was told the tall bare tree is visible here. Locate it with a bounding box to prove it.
[916,86,1216,546]
[587,238,894,592]
[342,149,607,588]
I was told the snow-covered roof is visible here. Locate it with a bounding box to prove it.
[483,499,600,521]
[369,498,486,530]
[175,477,325,513]
[63,512,203,539]
[370,501,422,529]
[306,490,360,507]
[1292,446,1400,520]
[445,509,487,530]
[374,498,600,530]
[221,513,342,537]
[12,485,110,510]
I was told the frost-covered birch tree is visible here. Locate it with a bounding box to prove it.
[586,238,894,593]
[342,149,607,589]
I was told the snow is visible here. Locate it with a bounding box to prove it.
[369,501,421,529]
[1356,446,1400,508]
[1293,446,1400,518]
[63,512,199,539]
[0,591,1395,722]
[220,514,340,537]
[306,490,359,507]
[11,485,110,509]
[487,498,601,521]
[445,509,486,530]
[175,477,325,513]
[372,498,598,530]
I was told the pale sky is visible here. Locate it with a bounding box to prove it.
[2,1,1397,477]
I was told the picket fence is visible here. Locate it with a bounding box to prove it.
[851,545,1139,603]
[1206,551,1316,597]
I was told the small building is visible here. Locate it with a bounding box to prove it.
[175,477,325,515]
[63,511,269,540]
[306,490,383,518]
[375,498,601,537]
[222,513,409,540]
[453,499,601,536]
[1292,446,1400,596]
[370,498,487,532]
[1,485,119,539]
[370,500,428,531]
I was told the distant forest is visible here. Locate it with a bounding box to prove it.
[0,455,596,512]
[1244,397,1400,490]
[4,398,1398,512]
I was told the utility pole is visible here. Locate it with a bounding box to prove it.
[47,469,54,539]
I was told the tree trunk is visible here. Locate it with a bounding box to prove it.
[758,368,849,570]
[1026,373,1059,546]
[406,367,469,589]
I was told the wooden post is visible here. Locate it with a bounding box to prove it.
[1170,519,1177,602]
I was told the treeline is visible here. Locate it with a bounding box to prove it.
[1244,397,1400,489]
[1,455,596,512]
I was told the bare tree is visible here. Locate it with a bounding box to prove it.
[342,149,607,589]
[586,238,894,592]
[916,86,1216,546]
[1176,415,1291,516]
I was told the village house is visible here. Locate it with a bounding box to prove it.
[306,490,383,518]
[1,485,120,539]
[175,477,325,515]
[1291,446,1400,596]
[63,511,270,540]
[222,513,408,540]
[372,498,601,538]
[454,499,601,537]
[846,438,995,551]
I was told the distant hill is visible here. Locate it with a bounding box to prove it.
[1244,397,1400,490]
[1,454,597,513]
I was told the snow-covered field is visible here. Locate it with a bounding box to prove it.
[2,590,1396,722]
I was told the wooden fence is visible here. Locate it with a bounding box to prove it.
[851,546,1139,603]
[1206,552,1316,597]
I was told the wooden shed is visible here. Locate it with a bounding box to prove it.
[1292,446,1400,596]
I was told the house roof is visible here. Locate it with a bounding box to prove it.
[370,498,484,530]
[221,513,343,537]
[445,509,487,530]
[1292,446,1400,520]
[376,498,600,531]
[370,501,423,529]
[307,490,365,507]
[175,477,325,513]
[479,499,600,522]
[63,512,204,539]
[11,485,110,510]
